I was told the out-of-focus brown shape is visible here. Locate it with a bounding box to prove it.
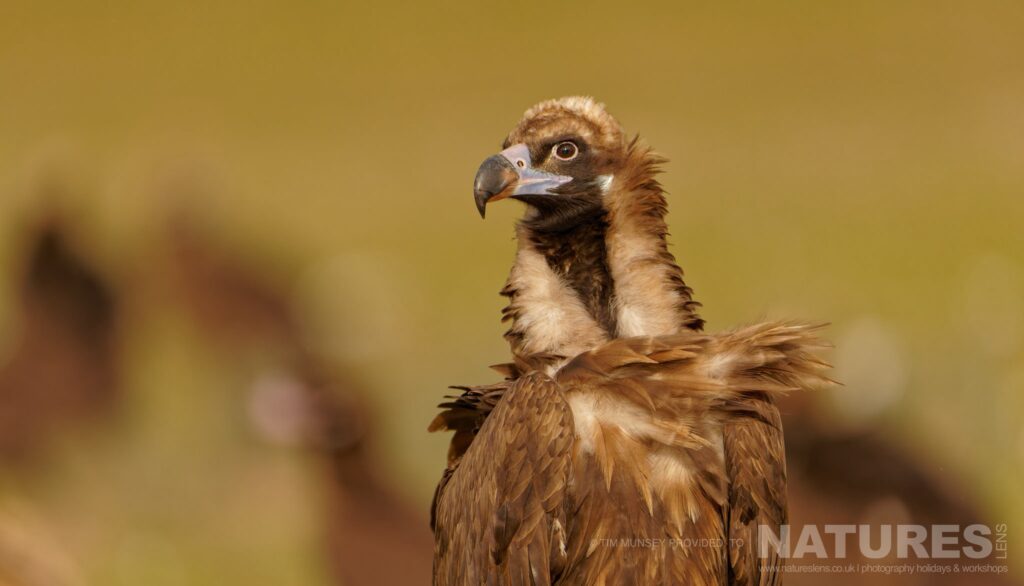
[782,394,1017,585]
[162,212,433,586]
[298,369,435,586]
[164,213,301,351]
[0,217,119,461]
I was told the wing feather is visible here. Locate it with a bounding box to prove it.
[725,395,787,586]
[432,372,573,586]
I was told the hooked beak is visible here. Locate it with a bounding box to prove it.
[472,143,572,218]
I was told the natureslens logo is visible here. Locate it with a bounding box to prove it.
[589,523,1010,575]
[758,523,1008,560]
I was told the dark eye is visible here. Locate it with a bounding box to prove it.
[552,141,579,161]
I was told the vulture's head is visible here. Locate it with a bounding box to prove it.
[473,96,634,231]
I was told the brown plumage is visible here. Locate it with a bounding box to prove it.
[432,97,832,585]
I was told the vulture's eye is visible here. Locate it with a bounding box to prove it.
[552,141,579,161]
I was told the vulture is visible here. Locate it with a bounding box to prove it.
[430,97,832,585]
[0,218,119,461]
[161,214,435,585]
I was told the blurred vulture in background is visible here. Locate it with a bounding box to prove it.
[162,213,433,586]
[0,215,119,586]
[0,216,119,461]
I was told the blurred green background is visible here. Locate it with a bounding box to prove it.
[0,1,1021,584]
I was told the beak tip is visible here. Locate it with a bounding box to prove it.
[473,189,490,219]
